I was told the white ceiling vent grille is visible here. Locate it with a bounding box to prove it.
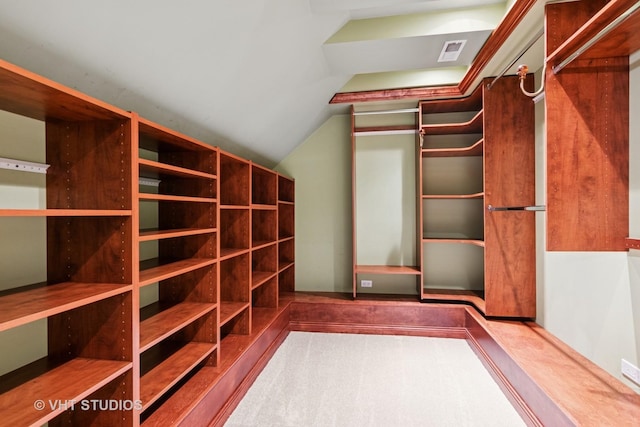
[438,40,467,62]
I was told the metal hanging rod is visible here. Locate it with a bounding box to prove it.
[354,129,418,136]
[487,28,544,90]
[353,108,419,116]
[553,1,640,74]
[487,204,545,212]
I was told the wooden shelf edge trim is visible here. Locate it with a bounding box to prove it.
[423,238,485,247]
[219,248,250,262]
[138,116,219,152]
[0,209,132,217]
[220,301,251,326]
[220,204,250,210]
[139,227,217,241]
[0,58,132,120]
[355,265,421,275]
[625,237,640,250]
[421,138,483,157]
[421,289,486,314]
[251,271,278,290]
[251,204,277,210]
[138,194,216,203]
[546,0,640,68]
[0,358,131,426]
[278,261,294,272]
[139,258,217,287]
[139,158,217,180]
[139,302,216,352]
[140,342,216,411]
[0,282,132,332]
[422,192,484,199]
[420,109,483,134]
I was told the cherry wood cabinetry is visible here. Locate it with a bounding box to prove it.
[419,76,535,318]
[545,0,631,251]
[136,116,219,420]
[0,59,294,426]
[0,59,135,426]
[351,105,421,298]
[278,174,295,293]
[219,151,251,339]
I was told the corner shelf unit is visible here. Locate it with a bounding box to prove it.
[419,84,485,308]
[0,58,295,426]
[351,104,421,298]
[418,76,535,318]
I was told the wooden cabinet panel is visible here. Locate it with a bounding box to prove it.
[545,1,629,251]
[483,76,536,317]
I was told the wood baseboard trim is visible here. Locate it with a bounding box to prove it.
[209,327,290,427]
[290,320,467,338]
[465,328,542,427]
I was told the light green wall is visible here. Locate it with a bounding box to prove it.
[0,110,48,376]
[275,114,352,292]
[531,56,640,392]
[354,134,416,266]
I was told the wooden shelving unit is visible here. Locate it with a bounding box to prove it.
[351,104,421,298]
[419,76,535,317]
[278,174,295,293]
[0,58,135,426]
[0,54,295,426]
[136,115,218,422]
[544,0,631,251]
[219,151,252,340]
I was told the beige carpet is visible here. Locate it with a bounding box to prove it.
[225,332,525,426]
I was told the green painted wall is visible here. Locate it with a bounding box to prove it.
[275,114,352,292]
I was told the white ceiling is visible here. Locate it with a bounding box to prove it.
[0,0,544,167]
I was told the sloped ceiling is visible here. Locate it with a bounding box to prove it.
[0,0,543,167]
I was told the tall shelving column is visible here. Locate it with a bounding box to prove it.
[419,85,486,311]
[250,164,279,328]
[0,59,135,426]
[277,174,295,294]
[351,104,421,298]
[419,76,535,318]
[136,116,218,422]
[218,151,251,340]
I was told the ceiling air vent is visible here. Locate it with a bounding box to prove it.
[438,40,467,62]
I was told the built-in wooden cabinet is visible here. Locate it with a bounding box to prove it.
[419,84,485,309]
[136,116,219,420]
[278,174,295,293]
[351,104,421,298]
[545,0,631,251]
[218,151,251,340]
[419,75,535,318]
[350,76,535,317]
[0,58,294,426]
[0,59,135,426]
